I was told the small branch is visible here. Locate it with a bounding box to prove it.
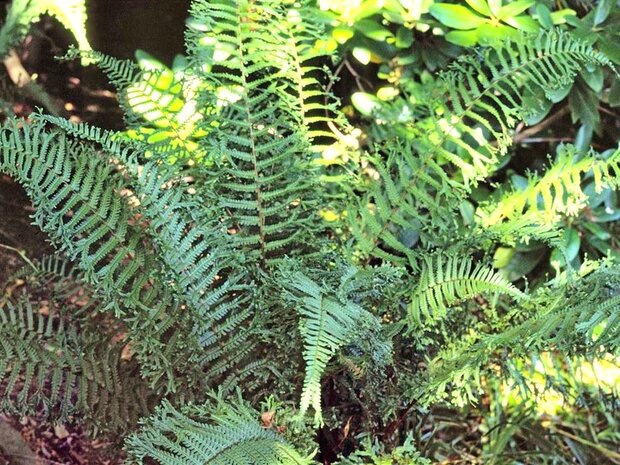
[3,48,61,116]
[3,49,31,87]
[0,243,37,272]
[512,106,570,145]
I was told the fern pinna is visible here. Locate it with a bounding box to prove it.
[0,0,618,463]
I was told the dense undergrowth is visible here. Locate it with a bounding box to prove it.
[0,0,619,464]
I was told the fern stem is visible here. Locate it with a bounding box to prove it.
[0,243,37,272]
[235,8,267,265]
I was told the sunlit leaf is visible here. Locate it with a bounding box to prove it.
[429,4,487,30]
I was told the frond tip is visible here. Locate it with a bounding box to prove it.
[125,396,312,465]
[285,272,384,425]
[409,254,526,327]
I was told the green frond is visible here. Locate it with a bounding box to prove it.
[64,48,210,165]
[348,30,613,264]
[125,396,313,465]
[434,30,612,185]
[0,296,153,431]
[185,0,330,266]
[479,145,620,227]
[348,139,464,266]
[284,272,385,425]
[419,261,620,405]
[409,253,526,327]
[0,116,257,395]
[63,47,141,89]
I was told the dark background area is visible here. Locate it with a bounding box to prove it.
[86,0,190,62]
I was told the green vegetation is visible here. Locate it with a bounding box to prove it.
[1,0,619,463]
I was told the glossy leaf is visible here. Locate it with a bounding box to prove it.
[429,4,487,30]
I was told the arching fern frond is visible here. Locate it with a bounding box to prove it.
[348,30,614,264]
[284,272,386,425]
[409,253,526,328]
[435,30,613,185]
[418,260,620,405]
[0,116,256,396]
[125,396,312,465]
[0,297,153,431]
[479,145,620,227]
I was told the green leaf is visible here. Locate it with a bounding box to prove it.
[395,26,413,48]
[580,67,604,93]
[535,4,553,28]
[429,4,487,30]
[551,8,577,25]
[332,26,354,44]
[488,0,502,16]
[569,79,600,128]
[477,23,519,45]
[351,92,381,116]
[465,0,492,17]
[563,228,581,262]
[504,14,539,32]
[352,47,372,64]
[445,29,479,46]
[574,123,593,153]
[493,247,515,269]
[355,19,394,41]
[522,86,553,125]
[498,0,534,20]
[545,82,572,103]
[594,0,613,25]
[598,37,620,65]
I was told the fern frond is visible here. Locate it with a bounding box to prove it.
[348,139,464,266]
[419,261,620,405]
[479,145,620,227]
[284,272,384,425]
[436,30,612,184]
[125,396,312,465]
[63,48,210,165]
[348,30,613,264]
[409,254,526,327]
[0,297,152,431]
[0,116,256,395]
[185,0,328,266]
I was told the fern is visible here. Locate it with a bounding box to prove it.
[283,272,385,425]
[409,253,526,327]
[0,296,152,431]
[348,30,614,264]
[479,145,620,226]
[62,47,210,165]
[185,0,332,266]
[0,115,256,396]
[419,261,620,405]
[0,0,618,462]
[126,396,312,465]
